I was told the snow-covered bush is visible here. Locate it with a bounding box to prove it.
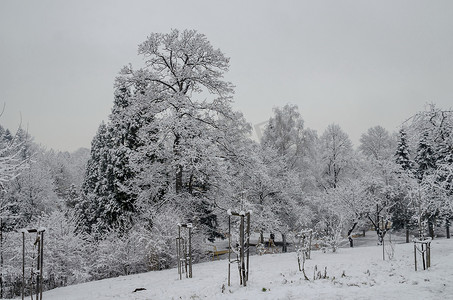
[42,211,91,288]
[89,226,153,280]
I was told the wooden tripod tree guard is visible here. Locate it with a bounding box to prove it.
[413,237,431,271]
[295,229,313,280]
[176,223,193,280]
[227,210,251,287]
[21,227,45,300]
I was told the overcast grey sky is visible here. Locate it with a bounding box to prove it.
[1,0,452,152]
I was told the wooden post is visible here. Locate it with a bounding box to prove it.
[176,224,193,280]
[414,243,417,271]
[246,212,250,282]
[176,238,179,279]
[22,231,25,300]
[37,235,41,298]
[182,239,188,278]
[421,244,426,270]
[188,227,192,279]
[227,210,252,287]
[427,242,431,268]
[239,215,245,286]
[0,218,3,300]
[228,215,231,287]
[177,225,181,280]
[40,231,44,300]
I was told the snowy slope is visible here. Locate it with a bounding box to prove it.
[33,237,453,300]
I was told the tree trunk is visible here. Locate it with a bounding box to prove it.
[173,133,183,194]
[175,164,183,194]
[446,218,450,239]
[281,233,287,253]
[405,222,410,243]
[347,222,358,248]
[428,219,434,239]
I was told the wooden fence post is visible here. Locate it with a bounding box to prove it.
[188,226,192,279]
[22,231,25,300]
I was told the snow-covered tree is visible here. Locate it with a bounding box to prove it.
[312,191,346,252]
[261,104,305,167]
[360,159,401,245]
[119,28,234,194]
[77,29,256,245]
[261,104,319,191]
[394,104,453,239]
[395,128,413,171]
[260,104,315,250]
[332,179,368,247]
[319,124,354,189]
[359,125,395,161]
[42,210,91,288]
[0,125,29,194]
[77,123,124,234]
[415,131,437,180]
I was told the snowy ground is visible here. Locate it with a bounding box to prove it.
[30,234,453,300]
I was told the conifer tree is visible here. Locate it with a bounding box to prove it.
[395,128,412,171]
[392,128,416,242]
[77,122,117,234]
[415,130,439,238]
[415,131,437,181]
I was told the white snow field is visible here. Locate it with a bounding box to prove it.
[37,236,453,300]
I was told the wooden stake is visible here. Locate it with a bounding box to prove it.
[188,227,192,278]
[177,238,180,277]
[240,216,246,286]
[228,216,231,287]
[0,218,3,300]
[40,231,44,300]
[421,244,426,270]
[22,231,25,300]
[246,213,250,282]
[36,235,40,299]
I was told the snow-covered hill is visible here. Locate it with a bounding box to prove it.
[34,237,453,300]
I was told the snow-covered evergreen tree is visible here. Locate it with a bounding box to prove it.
[77,123,120,234]
[390,128,417,241]
[395,128,412,171]
[415,131,437,181]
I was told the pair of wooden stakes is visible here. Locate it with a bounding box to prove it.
[176,210,251,287]
[20,227,45,300]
